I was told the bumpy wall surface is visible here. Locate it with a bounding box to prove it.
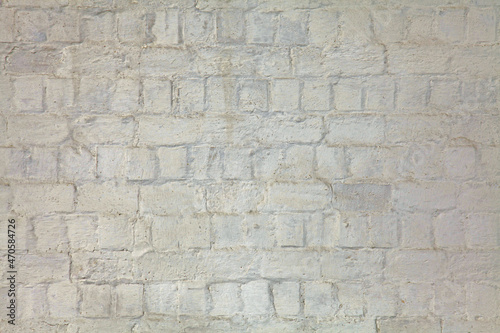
[0,0,499,332]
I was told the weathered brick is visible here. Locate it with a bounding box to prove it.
[116,284,143,317]
[262,251,320,280]
[393,182,456,211]
[46,78,75,113]
[273,282,300,316]
[303,282,338,317]
[138,116,201,145]
[8,115,69,146]
[118,11,146,44]
[209,283,241,316]
[332,183,391,212]
[0,9,15,42]
[246,11,276,44]
[157,146,187,178]
[77,182,138,215]
[321,250,384,281]
[325,115,384,145]
[145,283,177,315]
[217,10,244,43]
[143,79,172,114]
[467,8,496,43]
[206,182,263,214]
[377,318,441,333]
[386,250,447,282]
[98,215,133,251]
[141,183,204,215]
[151,215,210,250]
[73,116,135,145]
[47,283,78,318]
[13,184,74,215]
[277,11,308,45]
[82,12,115,42]
[264,182,330,212]
[458,183,500,212]
[80,284,112,318]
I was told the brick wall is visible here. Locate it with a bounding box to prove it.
[0,0,499,332]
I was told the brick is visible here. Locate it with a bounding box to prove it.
[365,282,398,316]
[302,79,330,111]
[78,77,112,112]
[444,146,476,179]
[178,282,207,315]
[82,12,115,42]
[332,183,391,212]
[465,213,499,249]
[151,215,210,250]
[48,10,80,42]
[377,318,441,333]
[339,9,373,45]
[18,286,47,319]
[271,79,300,112]
[77,182,138,215]
[393,182,456,212]
[437,9,465,43]
[398,144,444,179]
[396,77,429,111]
[429,79,461,109]
[405,8,434,43]
[443,320,500,333]
[217,10,244,43]
[80,284,111,318]
[212,215,244,249]
[458,183,500,212]
[26,147,58,181]
[364,76,395,111]
[321,250,384,281]
[138,116,201,145]
[273,282,300,317]
[184,10,214,45]
[245,214,275,249]
[126,148,156,180]
[304,282,338,317]
[337,282,363,316]
[275,214,305,247]
[8,115,69,146]
[434,211,465,248]
[255,146,314,181]
[386,250,446,282]
[0,186,11,214]
[47,283,78,318]
[400,283,433,316]
[478,147,500,181]
[13,76,43,112]
[241,280,272,316]
[116,284,143,317]
[316,146,345,180]
[46,78,75,113]
[0,9,15,42]
[30,215,69,253]
[262,251,320,280]
[372,9,404,43]
[325,115,384,145]
[209,283,241,316]
[338,213,369,248]
[206,182,263,214]
[65,215,98,251]
[239,79,268,112]
[264,182,329,212]
[15,10,49,42]
[72,251,133,282]
[145,283,177,315]
[0,148,25,180]
[118,11,145,44]
[59,147,95,182]
[143,79,172,114]
[306,213,336,248]
[434,281,466,317]
[369,213,399,248]
[450,115,500,145]
[17,254,70,283]
[98,215,133,251]
[401,213,433,249]
[141,183,204,215]
[449,252,499,282]
[467,284,498,318]
[388,45,451,74]
[246,12,276,44]
[13,184,74,215]
[309,9,338,46]
[73,116,135,145]
[467,8,496,43]
[157,146,187,178]
[189,146,223,180]
[5,46,63,75]
[111,79,140,113]
[277,11,307,45]
[140,48,192,77]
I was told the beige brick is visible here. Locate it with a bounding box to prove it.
[46,78,75,113]
[151,215,210,250]
[143,79,172,114]
[145,283,177,315]
[80,284,111,318]
[73,116,135,145]
[47,283,78,318]
[0,9,15,42]
[467,8,496,43]
[8,115,69,146]
[157,146,187,179]
[210,283,241,316]
[273,282,300,316]
[13,184,74,215]
[264,182,330,212]
[116,284,143,317]
[141,183,204,215]
[98,215,133,251]
[77,182,138,215]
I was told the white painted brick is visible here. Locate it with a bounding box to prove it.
[401,213,433,249]
[151,215,210,250]
[13,184,74,215]
[184,10,214,45]
[364,76,395,111]
[334,78,362,111]
[321,250,384,281]
[405,8,435,43]
[275,214,304,247]
[467,284,498,318]
[372,9,404,43]
[273,282,300,317]
[217,10,244,43]
[48,10,80,42]
[434,211,465,248]
[140,47,192,77]
[189,146,223,180]
[264,182,329,212]
[209,283,241,316]
[255,146,314,181]
[386,250,446,282]
[138,117,201,145]
[277,11,307,45]
[246,12,276,44]
[151,9,180,45]
[65,215,98,251]
[458,183,500,212]
[27,147,58,181]
[98,215,133,251]
[46,78,74,113]
[326,115,384,145]
[212,215,244,249]
[73,116,135,145]
[434,281,465,317]
[143,79,172,114]
[305,213,339,248]
[465,213,499,249]
[242,280,272,316]
[304,282,338,317]
[337,282,364,316]
[262,251,320,280]
[316,146,345,180]
[245,214,275,249]
[400,283,433,316]
[80,284,111,318]
[15,10,49,42]
[59,147,95,182]
[467,8,496,43]
[8,115,69,146]
[82,12,115,42]
[126,148,156,180]
[338,213,368,248]
[223,148,253,180]
[302,79,330,111]
[31,215,69,253]
[332,183,391,212]
[207,182,263,214]
[444,146,476,179]
[97,147,126,179]
[18,286,47,319]
[430,79,461,109]
[397,77,429,111]
[13,76,43,112]
[239,79,268,112]
[450,115,500,145]
[271,79,300,112]
[365,283,398,317]
[378,318,441,333]
[141,183,204,215]
[339,8,373,45]
[145,283,177,315]
[47,283,78,318]
[117,11,145,44]
[206,77,237,112]
[157,146,187,178]
[178,282,207,315]
[393,182,456,211]
[0,9,15,42]
[116,284,143,317]
[77,182,138,215]
[17,254,70,283]
[436,8,465,43]
[111,79,140,114]
[309,9,338,46]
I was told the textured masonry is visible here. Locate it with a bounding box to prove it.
[0,0,499,332]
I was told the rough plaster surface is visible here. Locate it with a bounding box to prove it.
[0,0,499,332]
